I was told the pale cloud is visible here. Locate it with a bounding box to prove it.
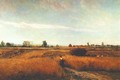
[0,20,95,33]
[0,0,73,14]
[80,0,107,9]
[0,0,16,13]
[80,0,100,9]
[39,0,72,10]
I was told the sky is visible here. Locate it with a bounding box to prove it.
[0,0,120,45]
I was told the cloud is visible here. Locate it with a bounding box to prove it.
[80,0,108,11]
[0,20,95,33]
[0,0,15,13]
[80,0,99,9]
[33,0,74,12]
[0,0,74,14]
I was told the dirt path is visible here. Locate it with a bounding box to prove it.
[63,67,112,80]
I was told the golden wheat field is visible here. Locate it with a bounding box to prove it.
[0,47,120,80]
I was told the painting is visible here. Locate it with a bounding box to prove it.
[0,0,120,80]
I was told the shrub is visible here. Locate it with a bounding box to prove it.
[68,44,72,47]
[70,48,87,56]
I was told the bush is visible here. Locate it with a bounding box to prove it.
[70,48,87,56]
[68,44,72,47]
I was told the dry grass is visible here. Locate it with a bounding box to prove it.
[13,50,46,59]
[0,48,120,80]
[0,48,14,55]
[13,50,69,59]
[64,55,120,71]
[0,58,64,80]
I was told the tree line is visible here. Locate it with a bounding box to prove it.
[0,40,56,48]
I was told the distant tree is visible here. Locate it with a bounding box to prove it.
[42,41,47,47]
[23,41,31,47]
[50,45,54,47]
[6,42,13,47]
[111,45,119,51]
[102,42,104,47]
[87,42,90,46]
[68,44,72,47]
[56,44,59,47]
[1,41,5,47]
[73,45,76,47]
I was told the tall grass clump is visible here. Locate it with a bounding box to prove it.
[64,55,120,71]
[0,58,64,80]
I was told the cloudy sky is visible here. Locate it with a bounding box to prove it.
[0,0,120,45]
